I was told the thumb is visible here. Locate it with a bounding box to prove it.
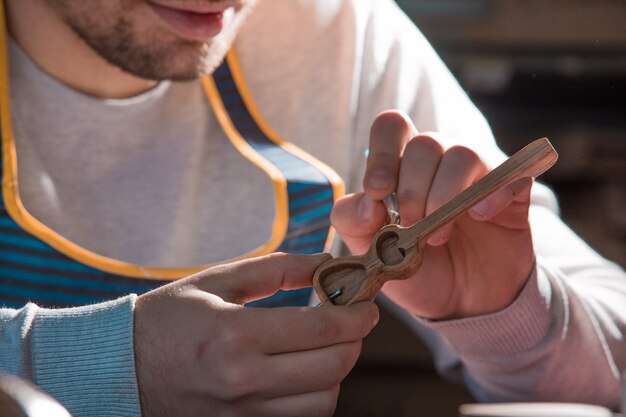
[331,192,388,255]
[192,252,332,304]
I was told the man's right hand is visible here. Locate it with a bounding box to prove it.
[134,253,379,417]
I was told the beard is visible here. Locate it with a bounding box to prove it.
[54,1,253,81]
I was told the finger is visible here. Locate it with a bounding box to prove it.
[193,252,332,304]
[250,301,378,354]
[259,341,361,397]
[260,386,340,417]
[330,193,388,255]
[396,134,444,226]
[469,177,533,228]
[426,146,487,246]
[364,111,418,200]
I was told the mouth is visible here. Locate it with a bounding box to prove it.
[147,2,236,41]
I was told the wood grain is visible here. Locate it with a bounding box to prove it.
[314,138,558,306]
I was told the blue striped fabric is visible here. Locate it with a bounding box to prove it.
[213,63,335,307]
[0,58,336,309]
[0,206,161,308]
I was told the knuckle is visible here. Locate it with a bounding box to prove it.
[371,110,411,136]
[314,317,340,342]
[367,150,399,167]
[211,363,252,401]
[264,251,287,262]
[445,145,480,166]
[406,134,444,154]
[352,303,378,336]
[396,188,423,207]
[213,323,247,351]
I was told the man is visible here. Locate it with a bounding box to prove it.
[0,0,624,416]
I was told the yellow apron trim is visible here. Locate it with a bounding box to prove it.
[0,3,285,279]
[221,50,345,250]
[0,1,188,279]
[201,76,288,254]
[0,0,343,278]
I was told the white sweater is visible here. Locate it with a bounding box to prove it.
[1,0,625,415]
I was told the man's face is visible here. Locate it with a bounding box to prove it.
[45,0,258,81]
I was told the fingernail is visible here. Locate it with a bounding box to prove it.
[312,252,333,261]
[368,170,392,190]
[358,196,376,222]
[427,230,446,245]
[471,199,491,220]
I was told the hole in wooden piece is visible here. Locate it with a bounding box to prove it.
[376,230,406,266]
[319,265,366,305]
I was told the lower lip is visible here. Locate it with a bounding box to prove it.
[148,2,227,40]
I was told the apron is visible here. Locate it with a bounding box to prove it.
[0,5,344,308]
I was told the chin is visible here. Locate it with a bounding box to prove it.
[159,16,242,79]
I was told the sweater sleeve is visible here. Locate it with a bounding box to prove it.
[1,295,141,417]
[352,0,626,410]
[418,206,626,409]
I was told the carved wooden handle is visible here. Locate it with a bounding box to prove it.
[313,138,558,306]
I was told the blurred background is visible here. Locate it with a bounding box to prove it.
[336,1,626,416]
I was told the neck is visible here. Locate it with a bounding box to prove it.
[5,0,157,99]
